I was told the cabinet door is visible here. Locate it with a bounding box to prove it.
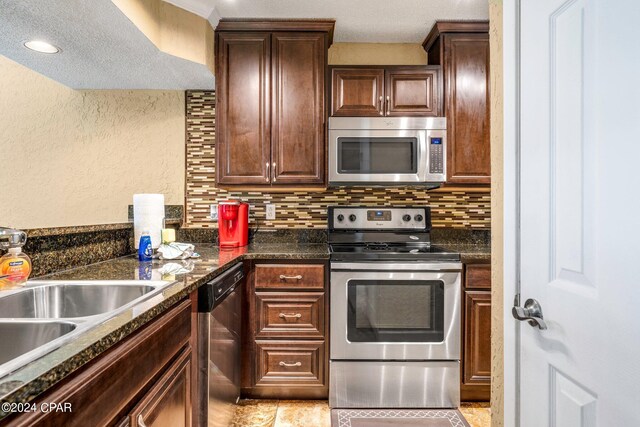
[216,32,271,185]
[385,68,440,116]
[130,349,192,427]
[463,290,491,385]
[271,32,326,184]
[331,68,384,116]
[444,33,490,184]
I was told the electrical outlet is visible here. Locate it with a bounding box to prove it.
[210,204,218,221]
[266,203,276,220]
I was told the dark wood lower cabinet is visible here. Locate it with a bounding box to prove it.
[243,261,329,399]
[2,298,195,427]
[461,263,491,401]
[463,291,491,385]
[129,348,192,427]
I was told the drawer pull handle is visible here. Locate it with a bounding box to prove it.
[279,313,302,319]
[137,414,148,427]
[279,274,303,280]
[279,361,302,367]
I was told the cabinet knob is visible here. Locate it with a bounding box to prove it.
[272,162,277,182]
[137,414,148,427]
[385,95,390,116]
[378,95,383,115]
[265,162,270,182]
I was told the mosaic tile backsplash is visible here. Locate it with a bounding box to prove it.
[185,91,491,229]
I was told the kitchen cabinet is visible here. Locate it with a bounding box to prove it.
[3,298,196,426]
[331,69,385,116]
[423,21,490,185]
[461,263,491,401]
[331,66,441,117]
[215,20,334,187]
[215,32,271,185]
[128,349,192,427]
[243,261,329,399]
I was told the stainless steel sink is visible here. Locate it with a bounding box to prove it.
[0,321,76,366]
[0,280,173,379]
[0,283,156,318]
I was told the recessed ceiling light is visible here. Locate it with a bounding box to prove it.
[23,40,60,54]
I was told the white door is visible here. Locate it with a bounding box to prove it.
[509,0,640,425]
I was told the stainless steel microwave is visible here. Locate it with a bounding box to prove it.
[328,117,447,186]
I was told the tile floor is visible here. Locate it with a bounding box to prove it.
[231,400,491,427]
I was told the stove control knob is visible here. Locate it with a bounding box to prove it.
[402,214,411,222]
[414,214,424,222]
[349,214,357,222]
[337,214,344,222]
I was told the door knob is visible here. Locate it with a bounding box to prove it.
[512,295,547,330]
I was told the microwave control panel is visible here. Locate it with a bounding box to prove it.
[429,137,444,174]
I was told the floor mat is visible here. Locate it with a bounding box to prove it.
[331,409,471,427]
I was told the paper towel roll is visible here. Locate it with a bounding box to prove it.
[133,194,165,249]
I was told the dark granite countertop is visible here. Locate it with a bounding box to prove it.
[444,244,491,263]
[0,243,328,415]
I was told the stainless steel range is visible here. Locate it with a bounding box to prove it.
[328,206,462,409]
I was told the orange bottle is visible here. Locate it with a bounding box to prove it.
[0,246,32,289]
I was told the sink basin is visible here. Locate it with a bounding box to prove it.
[0,321,76,366]
[0,283,156,318]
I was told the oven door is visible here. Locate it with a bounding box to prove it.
[330,262,461,360]
[328,129,428,184]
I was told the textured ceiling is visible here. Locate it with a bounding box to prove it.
[0,0,214,89]
[167,0,489,43]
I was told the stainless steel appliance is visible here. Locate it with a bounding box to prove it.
[328,117,447,186]
[197,263,244,426]
[328,206,462,409]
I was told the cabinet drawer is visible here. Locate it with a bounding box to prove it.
[255,264,325,290]
[255,292,325,338]
[255,340,325,387]
[465,264,491,289]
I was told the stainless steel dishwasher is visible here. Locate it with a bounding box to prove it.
[197,263,244,427]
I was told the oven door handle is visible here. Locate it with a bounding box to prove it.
[330,262,462,272]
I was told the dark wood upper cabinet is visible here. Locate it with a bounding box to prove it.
[331,69,385,116]
[216,32,271,185]
[331,66,440,117]
[215,20,334,187]
[423,21,490,185]
[385,68,440,116]
[271,32,325,184]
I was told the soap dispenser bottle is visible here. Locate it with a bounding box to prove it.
[0,245,32,289]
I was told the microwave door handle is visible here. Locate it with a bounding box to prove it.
[417,131,428,180]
